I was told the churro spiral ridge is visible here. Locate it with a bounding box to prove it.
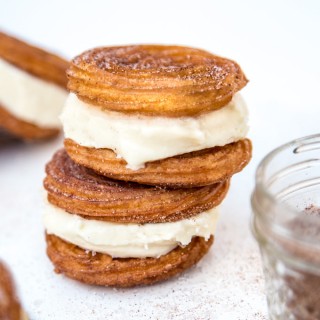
[67,45,248,116]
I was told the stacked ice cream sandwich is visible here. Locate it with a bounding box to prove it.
[0,32,68,140]
[43,45,252,287]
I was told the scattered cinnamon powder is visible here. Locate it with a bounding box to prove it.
[278,206,320,319]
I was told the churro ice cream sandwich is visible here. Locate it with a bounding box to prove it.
[43,45,251,287]
[43,150,228,287]
[62,45,251,187]
[0,32,68,140]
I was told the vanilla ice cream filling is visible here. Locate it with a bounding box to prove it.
[0,58,67,128]
[61,92,249,170]
[43,201,219,258]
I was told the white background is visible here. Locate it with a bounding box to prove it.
[0,0,320,319]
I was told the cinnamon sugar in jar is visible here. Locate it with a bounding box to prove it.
[252,134,320,320]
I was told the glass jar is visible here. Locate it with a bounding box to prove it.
[251,134,320,320]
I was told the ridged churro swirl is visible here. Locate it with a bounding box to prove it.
[64,138,252,188]
[46,234,213,287]
[44,149,229,223]
[67,45,248,117]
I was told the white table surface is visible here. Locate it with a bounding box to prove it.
[0,1,319,319]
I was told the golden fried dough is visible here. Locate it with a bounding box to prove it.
[44,149,229,223]
[64,138,252,188]
[0,262,23,320]
[0,31,68,87]
[46,234,213,287]
[0,104,59,140]
[67,45,248,117]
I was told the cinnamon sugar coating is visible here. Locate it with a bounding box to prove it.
[46,234,213,287]
[67,45,247,117]
[64,138,252,188]
[44,149,229,223]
